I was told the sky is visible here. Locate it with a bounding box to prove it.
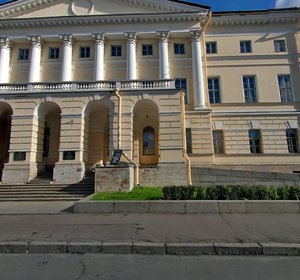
[0,0,299,11]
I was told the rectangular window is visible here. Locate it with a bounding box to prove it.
[208,77,221,104]
[249,129,261,154]
[240,40,252,53]
[174,43,185,55]
[206,42,217,54]
[186,128,192,154]
[274,40,286,52]
[111,45,122,57]
[278,75,293,102]
[286,129,298,153]
[213,130,224,154]
[175,78,188,104]
[142,44,153,56]
[18,48,29,60]
[79,46,90,58]
[243,76,257,103]
[48,47,60,59]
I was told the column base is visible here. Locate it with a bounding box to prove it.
[1,162,42,184]
[53,161,88,184]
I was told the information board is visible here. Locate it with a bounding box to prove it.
[110,149,123,165]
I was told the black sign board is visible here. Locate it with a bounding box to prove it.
[13,152,26,161]
[63,151,76,160]
[110,149,123,165]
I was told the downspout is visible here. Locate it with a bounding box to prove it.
[114,88,122,149]
[180,91,192,186]
[114,88,139,186]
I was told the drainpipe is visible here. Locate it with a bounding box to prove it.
[114,88,122,149]
[114,88,140,186]
[180,91,192,186]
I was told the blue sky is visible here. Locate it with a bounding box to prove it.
[0,0,299,11]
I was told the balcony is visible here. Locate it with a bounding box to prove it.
[0,80,176,94]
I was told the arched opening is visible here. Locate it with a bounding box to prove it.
[84,101,109,169]
[36,102,61,177]
[0,102,12,181]
[133,99,159,165]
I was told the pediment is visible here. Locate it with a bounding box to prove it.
[0,0,209,19]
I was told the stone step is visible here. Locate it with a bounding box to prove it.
[0,197,82,201]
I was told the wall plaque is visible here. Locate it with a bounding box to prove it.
[13,152,26,161]
[63,151,76,160]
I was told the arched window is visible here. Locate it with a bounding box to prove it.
[143,126,155,156]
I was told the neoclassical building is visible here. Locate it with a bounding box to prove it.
[0,0,299,186]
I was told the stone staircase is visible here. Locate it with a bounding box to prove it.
[0,172,95,202]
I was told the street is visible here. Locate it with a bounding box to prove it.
[0,254,299,280]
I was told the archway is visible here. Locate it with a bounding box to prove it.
[133,99,159,165]
[84,101,109,169]
[36,102,61,176]
[0,102,12,181]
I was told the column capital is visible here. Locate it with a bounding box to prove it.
[189,29,203,42]
[0,37,10,49]
[59,34,73,46]
[156,31,169,42]
[27,35,41,47]
[92,33,105,45]
[124,32,137,44]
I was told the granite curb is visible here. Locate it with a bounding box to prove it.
[74,200,300,214]
[0,241,299,256]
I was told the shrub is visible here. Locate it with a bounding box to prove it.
[288,186,300,200]
[195,187,206,200]
[163,186,195,200]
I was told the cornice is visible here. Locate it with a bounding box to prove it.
[0,12,207,28]
[210,12,299,26]
[0,0,208,19]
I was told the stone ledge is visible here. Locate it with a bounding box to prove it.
[0,241,299,256]
[74,200,300,214]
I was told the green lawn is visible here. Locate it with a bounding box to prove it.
[92,187,164,201]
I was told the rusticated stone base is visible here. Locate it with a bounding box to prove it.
[53,162,87,184]
[139,162,187,187]
[95,165,134,193]
[1,162,41,184]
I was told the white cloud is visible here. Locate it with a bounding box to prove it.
[275,0,300,8]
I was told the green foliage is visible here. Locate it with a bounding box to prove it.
[163,186,195,200]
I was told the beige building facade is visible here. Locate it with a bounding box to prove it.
[0,0,299,186]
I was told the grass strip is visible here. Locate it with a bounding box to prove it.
[92,187,164,201]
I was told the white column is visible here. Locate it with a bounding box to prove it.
[156,31,170,80]
[28,35,41,83]
[124,32,137,80]
[0,37,10,84]
[190,29,206,109]
[60,34,73,82]
[92,33,105,81]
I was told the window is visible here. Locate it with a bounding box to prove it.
[175,78,188,103]
[274,40,286,52]
[240,41,252,53]
[79,46,90,58]
[286,129,298,153]
[213,130,224,154]
[143,126,155,156]
[142,44,153,56]
[111,45,122,57]
[208,77,221,104]
[18,48,29,60]
[206,42,217,54]
[278,75,293,102]
[186,128,192,154]
[243,76,257,103]
[249,129,261,154]
[48,47,59,59]
[174,43,185,55]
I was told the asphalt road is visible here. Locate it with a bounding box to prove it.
[0,212,299,243]
[0,254,299,280]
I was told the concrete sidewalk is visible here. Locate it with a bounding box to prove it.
[0,206,299,255]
